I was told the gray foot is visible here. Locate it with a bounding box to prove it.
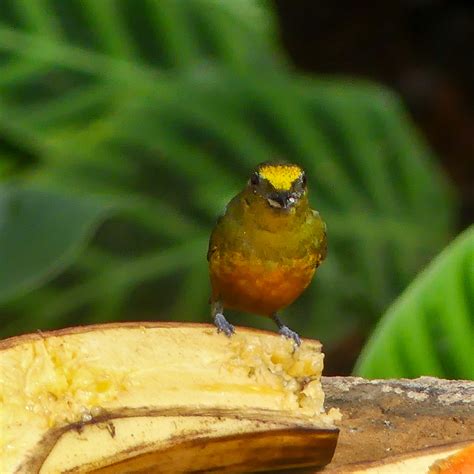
[214,313,235,337]
[272,313,301,346]
[278,325,301,346]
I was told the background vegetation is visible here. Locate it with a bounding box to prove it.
[0,0,471,378]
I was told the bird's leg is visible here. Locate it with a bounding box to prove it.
[271,313,301,346]
[212,301,235,337]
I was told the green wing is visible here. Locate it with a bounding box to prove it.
[312,210,327,267]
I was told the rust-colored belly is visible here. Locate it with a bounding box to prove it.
[209,252,316,316]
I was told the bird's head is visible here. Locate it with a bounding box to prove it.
[247,162,307,211]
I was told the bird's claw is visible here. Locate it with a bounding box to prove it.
[279,325,301,346]
[214,313,235,337]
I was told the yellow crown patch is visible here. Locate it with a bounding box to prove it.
[258,164,303,190]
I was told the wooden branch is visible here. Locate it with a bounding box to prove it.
[321,376,474,472]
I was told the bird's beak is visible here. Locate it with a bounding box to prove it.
[267,192,297,210]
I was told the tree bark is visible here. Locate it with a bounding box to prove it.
[321,376,474,471]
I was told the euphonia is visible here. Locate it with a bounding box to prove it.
[207,162,327,345]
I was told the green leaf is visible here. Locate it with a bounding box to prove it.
[0,186,109,303]
[354,226,474,379]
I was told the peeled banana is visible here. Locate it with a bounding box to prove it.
[0,322,340,473]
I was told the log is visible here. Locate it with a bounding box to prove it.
[321,376,474,472]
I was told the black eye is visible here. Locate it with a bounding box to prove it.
[250,172,260,185]
[301,173,307,187]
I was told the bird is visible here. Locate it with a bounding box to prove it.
[207,162,327,345]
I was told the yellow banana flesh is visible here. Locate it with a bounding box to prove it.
[0,322,340,473]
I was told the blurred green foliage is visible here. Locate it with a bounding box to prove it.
[0,187,109,302]
[356,226,474,380]
[0,1,460,375]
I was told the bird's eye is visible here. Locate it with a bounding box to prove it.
[301,173,307,187]
[250,172,260,186]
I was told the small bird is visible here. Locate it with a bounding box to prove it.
[207,162,327,345]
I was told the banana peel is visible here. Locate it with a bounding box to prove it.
[0,322,340,473]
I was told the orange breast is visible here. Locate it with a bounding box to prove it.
[209,251,316,316]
